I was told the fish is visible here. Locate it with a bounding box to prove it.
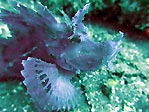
[0,2,123,111]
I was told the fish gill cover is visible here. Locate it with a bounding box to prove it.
[0,1,123,111]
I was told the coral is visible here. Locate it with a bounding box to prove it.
[0,1,123,111]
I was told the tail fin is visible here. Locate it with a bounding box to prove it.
[21,57,82,111]
[0,38,7,79]
[0,38,23,80]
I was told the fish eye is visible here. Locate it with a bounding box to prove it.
[70,37,81,43]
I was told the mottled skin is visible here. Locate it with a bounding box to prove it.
[0,2,123,111]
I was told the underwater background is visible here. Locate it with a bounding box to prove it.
[0,0,149,112]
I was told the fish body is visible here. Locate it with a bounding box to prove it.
[0,2,123,111]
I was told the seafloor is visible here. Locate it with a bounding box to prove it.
[0,1,149,112]
[0,24,149,112]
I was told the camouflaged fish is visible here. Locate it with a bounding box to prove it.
[0,2,123,111]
